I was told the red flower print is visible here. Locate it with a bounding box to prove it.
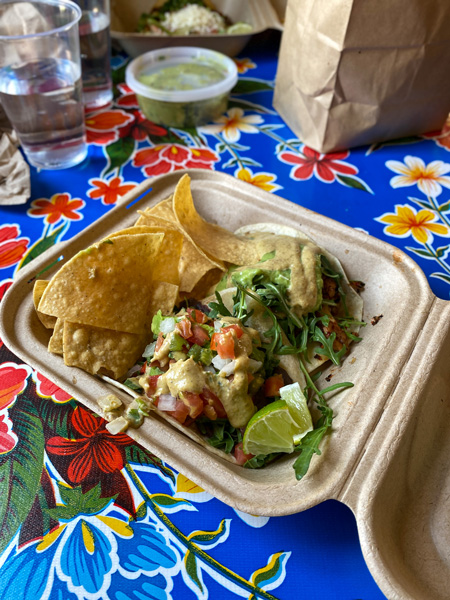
[47,406,130,484]
[185,147,220,169]
[46,406,136,514]
[0,280,12,301]
[133,143,219,177]
[0,362,31,411]
[0,225,28,270]
[28,193,85,225]
[116,84,139,109]
[85,109,134,146]
[88,176,137,206]
[120,111,168,142]
[280,147,358,182]
[0,412,17,454]
[34,371,72,403]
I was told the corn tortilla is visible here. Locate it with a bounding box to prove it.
[38,233,164,334]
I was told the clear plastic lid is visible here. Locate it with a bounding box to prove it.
[126,46,238,103]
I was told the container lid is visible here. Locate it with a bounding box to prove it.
[125,46,238,103]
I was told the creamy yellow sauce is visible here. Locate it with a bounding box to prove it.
[140,318,259,428]
[249,233,321,314]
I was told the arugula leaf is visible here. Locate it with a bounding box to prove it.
[207,291,232,318]
[196,419,242,454]
[124,379,144,393]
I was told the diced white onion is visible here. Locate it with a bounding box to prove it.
[214,320,222,332]
[97,393,122,411]
[105,416,129,434]
[142,341,156,358]
[219,360,236,376]
[203,364,216,373]
[158,394,177,411]
[247,359,263,373]
[160,317,176,334]
[212,355,231,371]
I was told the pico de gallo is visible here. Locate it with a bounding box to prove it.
[123,306,291,464]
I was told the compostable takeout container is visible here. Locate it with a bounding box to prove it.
[110,0,283,58]
[1,170,450,600]
[125,46,238,128]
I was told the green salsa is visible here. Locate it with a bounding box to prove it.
[139,62,225,91]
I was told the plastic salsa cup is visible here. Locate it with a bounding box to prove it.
[125,46,238,128]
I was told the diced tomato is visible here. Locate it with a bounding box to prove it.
[247,372,254,383]
[146,375,160,397]
[176,318,193,340]
[181,392,204,419]
[211,331,235,359]
[187,308,208,324]
[264,373,284,397]
[155,332,164,353]
[140,363,147,374]
[233,442,254,466]
[166,399,190,424]
[201,388,227,419]
[187,324,210,347]
[222,324,244,339]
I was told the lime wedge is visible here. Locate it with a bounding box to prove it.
[243,399,302,456]
[227,22,253,34]
[280,382,313,444]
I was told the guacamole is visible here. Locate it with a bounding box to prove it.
[139,62,225,91]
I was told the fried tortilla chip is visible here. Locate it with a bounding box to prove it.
[173,174,259,265]
[137,208,224,293]
[63,321,148,380]
[48,318,64,354]
[38,233,164,334]
[147,281,179,316]
[33,280,57,329]
[107,226,183,287]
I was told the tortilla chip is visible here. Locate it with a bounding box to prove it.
[146,196,175,220]
[38,233,164,334]
[33,280,57,329]
[63,321,148,380]
[137,208,225,293]
[148,281,179,316]
[173,174,259,265]
[48,318,64,354]
[107,226,183,287]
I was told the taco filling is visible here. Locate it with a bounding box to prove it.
[120,304,300,464]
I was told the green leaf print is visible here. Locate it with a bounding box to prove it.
[19,223,67,270]
[104,136,136,176]
[0,395,45,555]
[231,78,273,94]
[185,551,204,592]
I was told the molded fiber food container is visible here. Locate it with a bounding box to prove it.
[125,46,238,128]
[1,170,449,600]
[110,0,283,58]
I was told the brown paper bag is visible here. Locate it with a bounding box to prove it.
[273,0,450,152]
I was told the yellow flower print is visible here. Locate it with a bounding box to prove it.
[199,108,263,142]
[377,204,449,243]
[386,155,450,197]
[233,57,256,74]
[236,167,281,192]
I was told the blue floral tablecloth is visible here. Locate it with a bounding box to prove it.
[1,32,449,600]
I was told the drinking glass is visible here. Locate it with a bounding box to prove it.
[74,0,113,110]
[0,0,87,170]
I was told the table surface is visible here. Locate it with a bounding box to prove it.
[1,31,449,600]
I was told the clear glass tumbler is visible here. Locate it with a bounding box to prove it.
[74,0,113,110]
[0,0,87,170]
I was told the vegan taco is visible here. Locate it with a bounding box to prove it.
[106,287,309,466]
